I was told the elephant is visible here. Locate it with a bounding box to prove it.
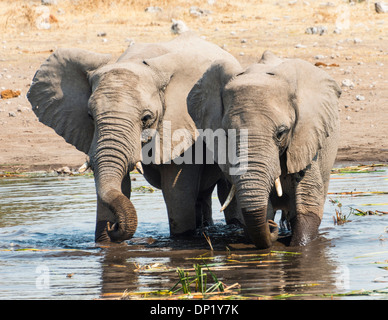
[187,50,341,249]
[27,32,241,243]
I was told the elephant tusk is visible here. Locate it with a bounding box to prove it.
[275,177,283,197]
[107,222,117,232]
[135,162,144,174]
[220,184,236,212]
[78,161,90,173]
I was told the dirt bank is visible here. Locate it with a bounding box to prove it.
[0,0,387,173]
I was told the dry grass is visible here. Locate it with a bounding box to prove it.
[1,0,385,56]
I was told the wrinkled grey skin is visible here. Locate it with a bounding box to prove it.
[27,32,241,243]
[187,51,341,249]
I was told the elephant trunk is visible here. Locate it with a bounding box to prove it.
[233,143,280,249]
[92,114,140,243]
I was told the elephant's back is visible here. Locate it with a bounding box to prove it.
[117,32,237,67]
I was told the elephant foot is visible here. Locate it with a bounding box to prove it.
[289,213,321,246]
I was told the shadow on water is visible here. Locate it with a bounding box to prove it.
[0,166,388,300]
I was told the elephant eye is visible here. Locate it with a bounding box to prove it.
[141,112,154,128]
[276,126,288,141]
[88,111,94,121]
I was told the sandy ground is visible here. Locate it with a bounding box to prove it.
[0,0,387,173]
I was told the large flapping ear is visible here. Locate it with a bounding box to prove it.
[27,48,111,154]
[187,59,243,132]
[273,59,341,174]
[143,54,242,163]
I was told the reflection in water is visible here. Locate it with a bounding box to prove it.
[0,168,387,299]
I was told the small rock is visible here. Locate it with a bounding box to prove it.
[333,28,342,34]
[375,2,388,13]
[8,112,16,117]
[97,32,107,37]
[320,2,335,6]
[353,38,362,44]
[35,6,51,30]
[125,38,135,46]
[341,79,355,88]
[189,6,212,17]
[56,166,71,174]
[295,44,307,48]
[314,54,326,59]
[346,116,351,120]
[41,0,57,5]
[305,26,327,35]
[241,38,247,43]
[171,19,189,34]
[145,6,162,13]
[355,95,365,101]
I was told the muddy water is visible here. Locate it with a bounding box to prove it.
[0,167,387,300]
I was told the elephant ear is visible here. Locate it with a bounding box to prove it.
[143,54,241,163]
[275,59,341,174]
[27,48,111,154]
[258,50,284,66]
[187,59,243,132]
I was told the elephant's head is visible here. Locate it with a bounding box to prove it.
[27,48,197,242]
[188,51,341,249]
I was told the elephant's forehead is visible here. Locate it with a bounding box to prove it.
[91,62,151,86]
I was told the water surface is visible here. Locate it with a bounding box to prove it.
[0,167,387,300]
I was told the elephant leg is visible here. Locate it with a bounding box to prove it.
[161,163,201,236]
[217,178,243,226]
[290,162,324,246]
[196,185,215,228]
[95,173,132,242]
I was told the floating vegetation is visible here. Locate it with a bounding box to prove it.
[350,208,388,216]
[122,260,241,300]
[131,185,155,193]
[0,248,82,252]
[328,191,388,197]
[330,197,388,225]
[331,164,388,174]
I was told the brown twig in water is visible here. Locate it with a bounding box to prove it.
[203,232,213,251]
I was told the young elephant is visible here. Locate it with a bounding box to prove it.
[187,51,341,249]
[27,32,241,243]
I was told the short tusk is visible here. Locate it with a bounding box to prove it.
[220,184,236,212]
[78,161,90,173]
[275,177,283,197]
[135,162,144,174]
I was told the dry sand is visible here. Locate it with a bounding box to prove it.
[0,0,387,173]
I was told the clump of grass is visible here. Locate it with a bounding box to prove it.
[170,262,225,295]
[330,198,388,226]
[330,199,352,225]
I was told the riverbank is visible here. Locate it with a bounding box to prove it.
[1,0,387,173]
